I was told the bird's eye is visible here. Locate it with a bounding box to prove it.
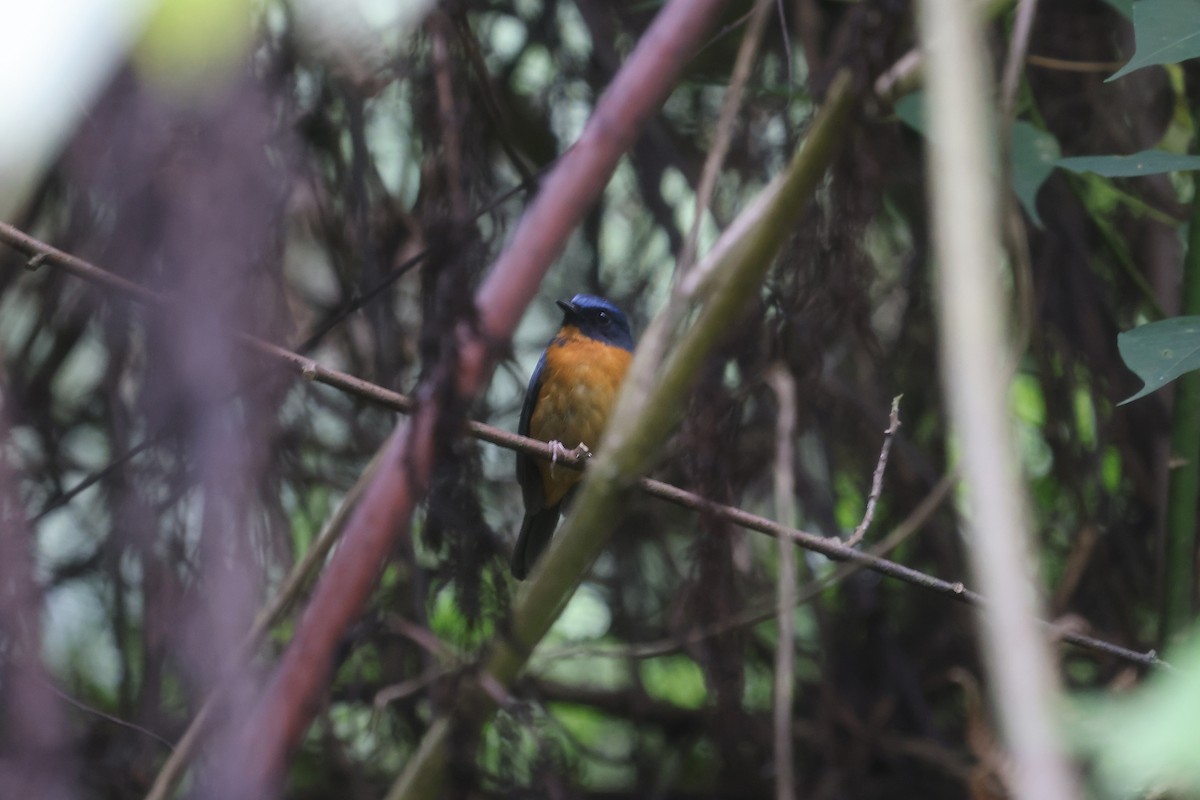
[596,310,611,326]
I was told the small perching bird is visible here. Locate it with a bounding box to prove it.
[511,295,635,579]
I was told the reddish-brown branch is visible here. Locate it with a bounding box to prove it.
[473,0,730,345]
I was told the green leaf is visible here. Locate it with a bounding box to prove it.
[1108,0,1200,81]
[1057,150,1200,176]
[1071,632,1200,796]
[1011,122,1061,227]
[1117,316,1200,404]
[639,656,707,709]
[896,93,1061,226]
[894,92,925,134]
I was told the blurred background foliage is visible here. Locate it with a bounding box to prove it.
[2,0,1200,798]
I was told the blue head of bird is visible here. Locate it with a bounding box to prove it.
[556,294,634,350]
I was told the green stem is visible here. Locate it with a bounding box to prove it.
[1160,116,1200,644]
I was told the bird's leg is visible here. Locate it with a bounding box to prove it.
[548,440,570,477]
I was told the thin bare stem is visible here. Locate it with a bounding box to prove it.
[541,471,957,664]
[999,0,1039,123]
[678,0,774,276]
[847,395,902,548]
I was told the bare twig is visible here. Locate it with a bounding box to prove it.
[373,668,454,710]
[999,0,1039,123]
[847,395,902,548]
[678,0,774,276]
[998,0,1039,366]
[873,0,1014,104]
[541,471,958,664]
[774,0,793,89]
[1025,54,1125,73]
[36,674,175,752]
[766,366,798,800]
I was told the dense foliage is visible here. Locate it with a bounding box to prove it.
[1,1,1198,798]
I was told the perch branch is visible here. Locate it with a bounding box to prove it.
[0,222,1167,678]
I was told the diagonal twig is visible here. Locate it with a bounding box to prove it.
[847,395,902,548]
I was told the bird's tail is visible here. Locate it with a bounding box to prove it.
[511,507,560,580]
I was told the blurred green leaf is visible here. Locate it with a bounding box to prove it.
[134,0,254,93]
[639,656,707,710]
[894,92,925,133]
[1057,150,1200,177]
[1072,632,1200,796]
[551,706,636,788]
[1101,447,1123,491]
[1117,316,1200,404]
[896,94,1061,225]
[1108,0,1200,81]
[1011,122,1061,227]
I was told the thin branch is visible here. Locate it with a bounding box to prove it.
[1025,54,1125,73]
[0,222,1167,675]
[847,395,902,548]
[677,0,774,276]
[373,668,455,711]
[774,0,794,90]
[36,674,175,752]
[995,0,1040,371]
[541,471,958,664]
[999,0,1038,123]
[872,0,1014,104]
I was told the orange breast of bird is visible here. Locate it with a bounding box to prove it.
[529,326,633,507]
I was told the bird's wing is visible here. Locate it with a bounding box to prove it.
[516,349,548,514]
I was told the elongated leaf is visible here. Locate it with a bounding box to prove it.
[1108,0,1200,81]
[1117,316,1200,404]
[1057,150,1200,177]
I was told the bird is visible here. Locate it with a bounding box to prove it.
[511,294,635,580]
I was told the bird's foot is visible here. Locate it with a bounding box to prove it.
[548,440,590,477]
